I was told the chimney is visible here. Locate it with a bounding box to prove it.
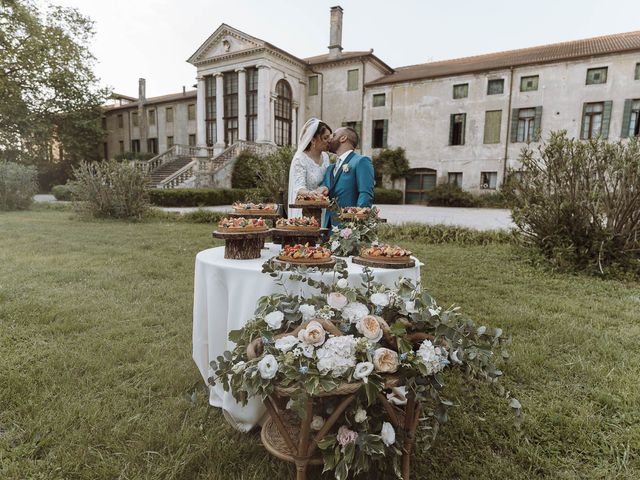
[328,6,343,59]
[182,86,186,95]
[138,78,146,102]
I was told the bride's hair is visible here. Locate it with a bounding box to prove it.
[304,122,332,151]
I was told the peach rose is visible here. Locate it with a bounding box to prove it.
[327,292,348,310]
[297,320,326,347]
[356,315,384,343]
[372,347,399,373]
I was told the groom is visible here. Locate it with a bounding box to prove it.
[319,127,375,228]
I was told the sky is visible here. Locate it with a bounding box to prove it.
[47,0,640,98]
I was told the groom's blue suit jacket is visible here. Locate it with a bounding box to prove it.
[321,151,375,228]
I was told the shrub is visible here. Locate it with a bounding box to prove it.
[504,132,640,277]
[475,191,511,208]
[70,160,149,219]
[374,188,403,204]
[0,161,38,210]
[372,147,410,180]
[379,222,513,245]
[114,152,155,161]
[51,184,74,201]
[231,151,261,189]
[245,146,294,203]
[426,183,478,207]
[148,188,261,207]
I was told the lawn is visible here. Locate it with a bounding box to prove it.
[1,208,638,479]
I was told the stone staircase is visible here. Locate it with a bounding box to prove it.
[148,158,192,186]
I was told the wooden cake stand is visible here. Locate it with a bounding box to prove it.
[352,256,416,269]
[270,228,328,247]
[288,203,328,223]
[212,229,271,259]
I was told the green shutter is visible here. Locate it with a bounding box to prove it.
[621,99,633,138]
[510,108,519,143]
[449,115,454,145]
[483,110,502,144]
[355,121,362,142]
[382,120,388,148]
[533,106,543,141]
[580,103,588,139]
[601,101,613,139]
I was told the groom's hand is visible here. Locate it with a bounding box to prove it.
[317,186,329,195]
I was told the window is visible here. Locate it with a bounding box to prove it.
[453,83,468,99]
[341,121,362,144]
[372,120,388,148]
[636,63,640,80]
[147,138,157,154]
[132,111,139,127]
[581,102,604,139]
[166,107,173,123]
[483,110,502,144]
[308,75,318,96]
[167,136,174,148]
[448,172,463,187]
[586,67,607,85]
[480,171,497,190]
[224,72,239,145]
[148,110,155,126]
[119,141,124,154]
[516,108,536,142]
[520,75,539,92]
[117,114,123,129]
[405,168,437,204]
[347,69,359,91]
[188,104,196,121]
[624,99,640,137]
[188,134,196,146]
[274,79,292,146]
[205,75,216,146]
[487,79,504,95]
[449,113,466,145]
[101,117,107,129]
[131,139,140,153]
[246,67,258,141]
[373,93,386,107]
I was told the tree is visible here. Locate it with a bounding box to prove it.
[372,147,410,183]
[0,0,109,189]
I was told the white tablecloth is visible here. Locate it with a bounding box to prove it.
[192,243,422,431]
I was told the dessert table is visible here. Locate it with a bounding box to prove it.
[192,243,422,432]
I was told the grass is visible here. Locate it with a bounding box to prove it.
[1,208,638,479]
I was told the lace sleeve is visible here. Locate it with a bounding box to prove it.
[290,156,308,195]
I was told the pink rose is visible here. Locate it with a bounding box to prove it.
[372,347,399,373]
[297,320,326,347]
[356,315,384,343]
[336,425,358,450]
[339,228,353,239]
[327,292,348,310]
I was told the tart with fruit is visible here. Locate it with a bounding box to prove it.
[294,191,330,207]
[340,206,373,220]
[277,243,333,264]
[360,244,413,262]
[217,217,268,232]
[231,202,278,214]
[275,216,320,231]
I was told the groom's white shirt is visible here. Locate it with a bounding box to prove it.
[333,149,353,176]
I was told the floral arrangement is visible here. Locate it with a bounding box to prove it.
[328,206,380,256]
[210,263,519,479]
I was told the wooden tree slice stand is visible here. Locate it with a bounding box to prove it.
[212,230,271,259]
[288,203,327,223]
[229,212,283,246]
[352,256,416,269]
[270,228,328,247]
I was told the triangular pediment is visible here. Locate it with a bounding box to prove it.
[187,24,265,65]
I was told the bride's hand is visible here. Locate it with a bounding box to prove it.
[316,186,328,195]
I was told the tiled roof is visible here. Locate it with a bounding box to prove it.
[366,30,640,87]
[105,90,197,111]
[304,50,394,72]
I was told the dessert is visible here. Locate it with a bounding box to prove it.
[294,191,330,206]
[360,244,413,262]
[275,216,320,231]
[277,243,333,264]
[232,202,278,214]
[217,217,268,232]
[340,206,373,219]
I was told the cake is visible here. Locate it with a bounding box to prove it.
[232,202,278,214]
[294,192,330,206]
[340,206,373,219]
[360,244,413,262]
[275,216,320,231]
[277,243,333,264]
[218,217,268,232]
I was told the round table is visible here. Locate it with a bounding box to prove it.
[192,243,423,432]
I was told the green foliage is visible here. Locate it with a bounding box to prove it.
[475,190,511,208]
[0,161,37,210]
[426,183,478,207]
[244,146,294,203]
[327,206,381,256]
[70,160,149,219]
[231,151,261,188]
[379,222,513,245]
[0,0,108,187]
[372,147,410,179]
[51,184,74,201]
[148,188,261,207]
[504,132,640,277]
[114,151,155,161]
[373,188,403,204]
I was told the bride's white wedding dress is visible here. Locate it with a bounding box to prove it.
[287,151,330,218]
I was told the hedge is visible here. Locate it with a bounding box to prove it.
[148,188,261,207]
[374,188,403,204]
[51,184,74,201]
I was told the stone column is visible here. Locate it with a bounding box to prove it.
[291,101,299,146]
[196,76,206,148]
[298,79,307,132]
[270,92,278,144]
[214,72,225,153]
[256,64,271,143]
[236,68,247,141]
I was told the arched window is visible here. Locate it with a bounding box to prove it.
[274,79,292,146]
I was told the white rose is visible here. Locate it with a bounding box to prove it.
[336,278,349,289]
[341,302,369,324]
[257,354,278,379]
[298,320,326,347]
[264,311,284,330]
[372,347,399,373]
[386,386,408,406]
[274,335,298,352]
[299,304,316,321]
[353,361,374,380]
[231,361,246,374]
[327,292,348,310]
[356,315,384,343]
[381,421,396,446]
[354,408,368,423]
[370,292,390,307]
[310,415,325,431]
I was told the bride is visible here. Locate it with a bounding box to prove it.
[287,118,332,218]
